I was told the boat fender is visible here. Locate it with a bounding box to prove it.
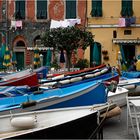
[100,68,108,74]
[93,72,101,77]
[52,82,62,88]
[43,82,57,86]
[21,101,37,108]
[11,116,37,129]
[100,106,122,119]
[59,79,70,84]
[84,74,94,79]
[52,74,64,80]
[70,77,82,83]
[122,84,136,90]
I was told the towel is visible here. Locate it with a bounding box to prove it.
[15,20,22,30]
[10,20,16,30]
[118,18,126,27]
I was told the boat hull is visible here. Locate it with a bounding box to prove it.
[0,73,39,88]
[9,111,98,139]
[0,105,110,139]
[0,81,107,115]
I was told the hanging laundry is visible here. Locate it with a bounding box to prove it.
[66,19,81,27]
[130,17,136,24]
[10,20,16,30]
[15,20,22,30]
[125,18,131,27]
[60,19,70,28]
[118,18,126,27]
[50,19,81,29]
[50,19,61,29]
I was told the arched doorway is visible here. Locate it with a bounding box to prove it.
[90,42,101,67]
[14,40,25,70]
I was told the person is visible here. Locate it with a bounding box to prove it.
[128,56,137,71]
[128,61,136,71]
[136,59,140,71]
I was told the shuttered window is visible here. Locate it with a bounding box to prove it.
[121,0,133,17]
[91,0,102,17]
[66,0,76,19]
[15,0,25,19]
[37,0,47,19]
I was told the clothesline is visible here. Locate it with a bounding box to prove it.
[50,19,81,29]
[10,20,22,30]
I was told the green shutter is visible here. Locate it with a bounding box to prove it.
[37,0,47,19]
[91,0,102,17]
[121,0,133,17]
[66,0,76,19]
[15,0,25,19]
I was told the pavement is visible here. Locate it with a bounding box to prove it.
[103,105,135,139]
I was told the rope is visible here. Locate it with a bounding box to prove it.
[88,102,112,139]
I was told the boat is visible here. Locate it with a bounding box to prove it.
[0,72,39,89]
[40,67,119,89]
[108,86,129,106]
[118,78,140,95]
[0,103,116,139]
[0,85,32,98]
[0,80,108,115]
[121,71,140,79]
[47,64,106,78]
[34,66,49,79]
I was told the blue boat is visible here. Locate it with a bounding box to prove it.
[0,85,32,98]
[34,66,49,79]
[121,71,140,79]
[40,67,119,89]
[0,80,108,115]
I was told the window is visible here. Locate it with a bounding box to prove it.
[15,0,25,19]
[121,0,133,17]
[91,0,102,17]
[66,0,76,19]
[37,0,47,19]
[124,30,132,35]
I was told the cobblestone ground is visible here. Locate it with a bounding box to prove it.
[103,105,135,139]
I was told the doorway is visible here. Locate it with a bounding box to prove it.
[120,44,135,69]
[16,52,24,70]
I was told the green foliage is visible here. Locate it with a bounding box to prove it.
[41,26,94,70]
[51,58,61,70]
[74,59,89,70]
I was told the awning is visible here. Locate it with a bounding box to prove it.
[112,39,140,44]
[27,47,53,51]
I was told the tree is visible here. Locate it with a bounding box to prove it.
[42,26,94,70]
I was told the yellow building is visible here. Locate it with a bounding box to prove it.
[86,0,140,70]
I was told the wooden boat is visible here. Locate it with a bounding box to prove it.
[34,66,49,79]
[0,103,115,139]
[40,67,119,89]
[47,64,106,77]
[118,78,140,95]
[121,71,140,79]
[0,85,31,98]
[0,72,39,89]
[0,80,107,115]
[108,86,129,107]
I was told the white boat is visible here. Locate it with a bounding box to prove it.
[0,104,114,139]
[118,78,140,95]
[108,86,129,107]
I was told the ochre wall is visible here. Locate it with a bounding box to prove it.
[86,0,140,66]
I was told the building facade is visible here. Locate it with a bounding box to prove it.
[0,0,86,70]
[86,0,140,70]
